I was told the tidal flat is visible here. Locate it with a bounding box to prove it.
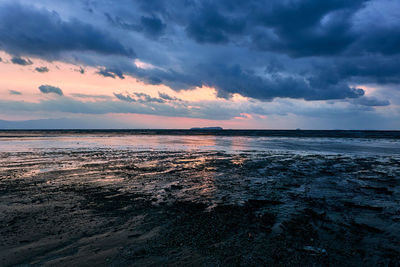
[1,132,400,266]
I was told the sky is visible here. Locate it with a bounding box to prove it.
[0,0,399,129]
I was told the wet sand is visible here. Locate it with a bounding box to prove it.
[1,136,400,266]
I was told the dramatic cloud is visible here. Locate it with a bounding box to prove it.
[35,66,49,73]
[97,68,125,79]
[193,64,365,101]
[133,92,165,103]
[350,96,390,107]
[115,0,399,101]
[158,92,181,101]
[0,2,134,59]
[39,85,63,96]
[2,0,399,103]
[186,7,246,44]
[113,93,136,103]
[9,90,22,95]
[140,16,166,38]
[105,13,166,39]
[11,57,33,66]
[0,0,399,129]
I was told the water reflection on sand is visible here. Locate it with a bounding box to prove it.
[1,134,400,265]
[1,134,400,155]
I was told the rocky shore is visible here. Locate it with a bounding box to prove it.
[1,148,400,266]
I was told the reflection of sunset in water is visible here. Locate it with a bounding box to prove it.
[1,133,400,155]
[161,153,218,204]
[231,137,250,151]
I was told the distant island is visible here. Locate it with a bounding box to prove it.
[190,127,223,130]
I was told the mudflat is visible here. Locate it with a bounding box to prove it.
[1,134,400,266]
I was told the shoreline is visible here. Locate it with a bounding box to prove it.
[0,129,399,139]
[1,147,399,265]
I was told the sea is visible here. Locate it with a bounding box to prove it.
[0,130,399,154]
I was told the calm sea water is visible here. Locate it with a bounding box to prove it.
[0,130,399,155]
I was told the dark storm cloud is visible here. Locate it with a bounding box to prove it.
[186,8,245,44]
[357,28,400,56]
[2,0,400,106]
[134,0,366,55]
[9,90,22,95]
[0,3,134,58]
[11,57,33,66]
[105,13,166,38]
[157,0,389,57]
[97,68,125,79]
[128,63,365,101]
[96,0,399,102]
[35,66,49,73]
[249,1,365,57]
[140,16,166,38]
[104,13,142,32]
[334,55,400,84]
[39,85,63,96]
[181,0,399,58]
[186,0,399,58]
[207,64,365,100]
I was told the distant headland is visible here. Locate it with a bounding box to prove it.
[190,127,223,130]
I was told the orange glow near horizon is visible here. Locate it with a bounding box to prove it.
[0,51,226,103]
[105,113,259,129]
[0,51,260,126]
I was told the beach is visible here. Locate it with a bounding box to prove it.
[1,131,400,266]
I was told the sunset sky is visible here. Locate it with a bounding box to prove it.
[0,0,399,129]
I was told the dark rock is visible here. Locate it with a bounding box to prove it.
[246,199,284,208]
[170,184,183,190]
[343,201,383,212]
[259,212,276,230]
[360,186,393,195]
[351,222,384,234]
